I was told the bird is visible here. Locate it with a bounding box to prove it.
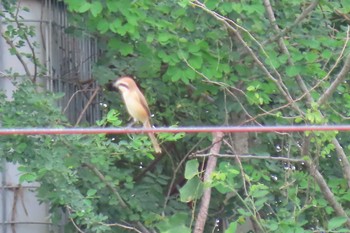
[113,76,162,153]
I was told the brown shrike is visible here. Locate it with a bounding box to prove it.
[113,76,162,153]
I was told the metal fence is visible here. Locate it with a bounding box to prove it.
[47,0,101,125]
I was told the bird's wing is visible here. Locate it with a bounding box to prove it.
[137,89,151,117]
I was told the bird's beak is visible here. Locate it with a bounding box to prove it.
[113,81,119,89]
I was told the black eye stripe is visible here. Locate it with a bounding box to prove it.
[118,83,129,89]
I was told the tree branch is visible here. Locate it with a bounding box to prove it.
[0,30,32,78]
[283,26,350,108]
[82,163,128,208]
[193,152,350,227]
[262,1,320,47]
[192,153,305,163]
[332,138,350,188]
[318,53,350,106]
[194,132,224,233]
[66,206,87,233]
[190,0,303,115]
[263,0,314,104]
[305,161,350,228]
[261,8,350,192]
[82,163,152,232]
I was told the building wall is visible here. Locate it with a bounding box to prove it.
[0,0,55,232]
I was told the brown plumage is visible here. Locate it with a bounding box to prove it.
[113,76,162,153]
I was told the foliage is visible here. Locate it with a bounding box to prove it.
[2,0,350,232]
[0,81,187,232]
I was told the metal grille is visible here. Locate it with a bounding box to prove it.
[45,0,101,125]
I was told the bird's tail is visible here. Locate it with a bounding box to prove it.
[144,120,162,154]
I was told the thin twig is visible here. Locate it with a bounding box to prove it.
[318,52,350,106]
[192,153,305,163]
[163,138,204,211]
[99,222,143,233]
[66,206,86,233]
[82,163,128,208]
[75,86,100,126]
[63,90,87,114]
[0,31,32,78]
[222,139,249,196]
[15,0,38,82]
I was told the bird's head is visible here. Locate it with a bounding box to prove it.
[113,76,137,94]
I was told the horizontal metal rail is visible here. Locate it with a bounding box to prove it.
[0,125,349,135]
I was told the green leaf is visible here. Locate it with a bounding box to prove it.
[158,32,173,44]
[106,0,119,12]
[77,1,91,13]
[97,19,109,33]
[237,208,252,217]
[247,85,256,91]
[232,3,243,13]
[254,196,268,210]
[19,173,37,183]
[108,38,134,55]
[295,116,303,123]
[178,0,190,8]
[9,47,17,55]
[206,0,218,10]
[17,142,27,153]
[90,1,103,17]
[343,0,350,11]
[304,52,318,63]
[87,189,97,196]
[224,222,237,233]
[328,216,347,230]
[321,49,332,59]
[286,66,301,77]
[251,189,269,198]
[158,132,185,141]
[184,159,199,179]
[188,55,203,69]
[156,213,191,233]
[109,19,122,33]
[120,43,134,56]
[188,43,201,54]
[249,184,269,198]
[179,177,204,202]
[146,33,155,43]
[266,221,279,231]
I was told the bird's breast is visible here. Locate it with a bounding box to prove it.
[122,92,149,123]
